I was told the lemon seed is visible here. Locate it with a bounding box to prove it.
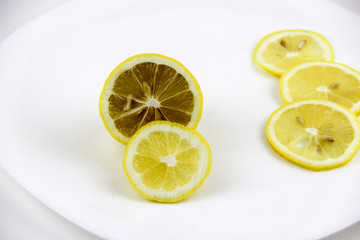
[320,135,335,142]
[328,82,340,89]
[297,40,307,51]
[142,82,151,96]
[296,116,305,126]
[280,40,287,49]
[124,94,132,111]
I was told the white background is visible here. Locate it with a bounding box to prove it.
[0,0,360,239]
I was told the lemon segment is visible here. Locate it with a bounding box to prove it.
[280,61,360,115]
[266,99,360,170]
[253,29,334,77]
[99,53,203,144]
[123,121,211,202]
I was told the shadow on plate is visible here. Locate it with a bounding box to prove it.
[18,111,145,202]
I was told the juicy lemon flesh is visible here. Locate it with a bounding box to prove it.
[109,62,194,138]
[274,103,355,161]
[133,131,200,192]
[262,35,327,71]
[284,65,360,110]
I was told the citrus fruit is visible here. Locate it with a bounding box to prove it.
[280,61,360,115]
[266,99,360,171]
[99,53,203,144]
[253,29,334,77]
[123,121,211,202]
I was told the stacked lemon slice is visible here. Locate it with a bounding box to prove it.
[266,99,360,170]
[254,30,360,170]
[253,29,333,76]
[280,61,360,114]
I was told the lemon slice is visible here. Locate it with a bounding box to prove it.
[253,29,334,77]
[280,61,360,115]
[99,53,203,144]
[266,99,360,171]
[123,121,211,202]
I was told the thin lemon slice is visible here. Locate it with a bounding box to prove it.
[266,99,360,171]
[253,29,334,77]
[123,121,211,202]
[99,53,203,144]
[280,61,360,115]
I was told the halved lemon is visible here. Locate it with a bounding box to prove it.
[253,29,334,77]
[280,61,360,115]
[266,99,360,171]
[99,53,203,144]
[123,121,211,202]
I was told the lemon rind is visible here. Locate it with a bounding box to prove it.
[123,121,212,202]
[253,29,334,77]
[266,99,360,171]
[280,60,360,115]
[99,53,203,145]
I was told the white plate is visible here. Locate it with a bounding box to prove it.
[1,0,360,239]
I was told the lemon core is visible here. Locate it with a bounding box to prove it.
[316,86,329,93]
[286,52,299,58]
[161,154,177,167]
[147,98,161,108]
[305,128,318,135]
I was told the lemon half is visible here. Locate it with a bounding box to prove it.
[100,53,203,144]
[123,121,211,202]
[266,99,360,171]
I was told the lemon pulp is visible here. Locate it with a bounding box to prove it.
[134,131,200,191]
[109,62,195,138]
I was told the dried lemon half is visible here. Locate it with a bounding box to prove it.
[280,61,360,115]
[253,29,334,77]
[266,99,360,171]
[123,121,211,202]
[99,53,203,144]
